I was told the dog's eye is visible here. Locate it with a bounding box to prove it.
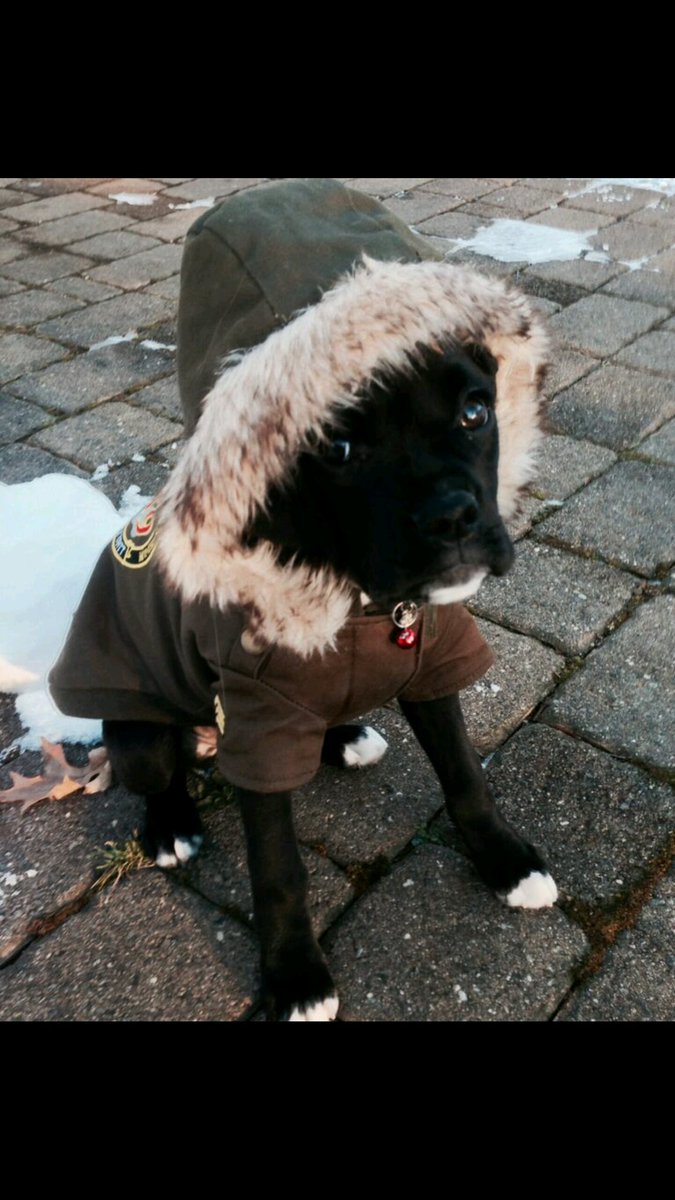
[460,399,490,430]
[322,439,351,464]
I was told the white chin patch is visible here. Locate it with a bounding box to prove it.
[503,871,558,910]
[426,569,488,605]
[343,727,388,768]
[288,995,339,1022]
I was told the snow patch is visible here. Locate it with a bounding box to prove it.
[448,218,605,265]
[117,485,153,523]
[88,331,137,352]
[109,192,158,206]
[140,339,176,352]
[0,474,151,750]
[577,178,675,197]
[169,198,214,210]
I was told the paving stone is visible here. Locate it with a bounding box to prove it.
[519,179,589,195]
[129,373,181,421]
[540,596,675,771]
[637,418,675,465]
[44,276,121,304]
[7,341,175,414]
[1,191,107,225]
[0,216,20,234]
[547,364,675,449]
[0,441,86,483]
[550,295,667,357]
[463,185,563,219]
[0,288,84,329]
[152,178,195,185]
[590,219,674,264]
[0,754,143,965]
[36,292,174,348]
[414,211,485,240]
[522,257,626,293]
[419,179,501,202]
[20,209,129,248]
[125,208,201,242]
[0,188,27,209]
[323,843,588,1021]
[0,178,20,186]
[563,183,663,218]
[87,243,183,290]
[145,274,181,302]
[532,434,617,498]
[527,207,615,232]
[534,460,675,576]
[544,348,599,396]
[614,331,675,376]
[91,458,173,506]
[479,725,674,907]
[38,178,112,191]
[292,707,446,868]
[529,296,560,318]
[0,393,55,443]
[469,542,638,656]
[0,333,68,384]
[645,247,675,278]
[30,402,183,470]
[461,621,564,754]
[0,869,257,1020]
[66,229,163,260]
[664,317,675,332]
[0,250,95,284]
[443,249,518,278]
[339,178,436,197]
[0,239,28,266]
[600,266,675,309]
[517,272,588,309]
[0,278,25,296]
[383,191,460,223]
[184,800,355,935]
[88,178,160,197]
[557,867,675,1021]
[162,179,268,201]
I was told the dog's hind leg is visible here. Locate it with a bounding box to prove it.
[238,787,339,1021]
[102,720,204,868]
[322,724,388,768]
[399,694,557,909]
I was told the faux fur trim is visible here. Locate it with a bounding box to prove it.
[157,256,550,656]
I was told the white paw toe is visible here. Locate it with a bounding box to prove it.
[288,994,339,1022]
[503,870,558,909]
[342,727,388,768]
[174,834,203,863]
[155,849,179,868]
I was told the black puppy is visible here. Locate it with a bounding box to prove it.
[50,180,556,1021]
[101,342,555,1022]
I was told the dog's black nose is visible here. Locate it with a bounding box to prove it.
[413,490,480,543]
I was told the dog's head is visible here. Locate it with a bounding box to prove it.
[246,341,513,610]
[158,257,549,656]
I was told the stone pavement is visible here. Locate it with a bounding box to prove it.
[0,177,673,1022]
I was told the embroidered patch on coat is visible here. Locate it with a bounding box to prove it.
[111,498,160,569]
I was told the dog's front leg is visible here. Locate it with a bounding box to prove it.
[399,695,557,909]
[238,787,338,1021]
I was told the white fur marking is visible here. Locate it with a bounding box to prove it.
[426,569,488,605]
[288,995,339,1022]
[174,834,204,864]
[342,727,388,768]
[503,871,558,909]
[155,850,178,869]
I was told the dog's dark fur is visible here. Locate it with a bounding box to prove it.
[103,343,554,1021]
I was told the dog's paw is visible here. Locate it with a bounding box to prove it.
[501,870,558,910]
[143,829,204,869]
[322,723,388,769]
[288,995,340,1022]
[264,952,338,1022]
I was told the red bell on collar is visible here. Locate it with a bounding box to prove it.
[395,627,418,649]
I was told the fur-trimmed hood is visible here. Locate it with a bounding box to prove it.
[157,180,550,658]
